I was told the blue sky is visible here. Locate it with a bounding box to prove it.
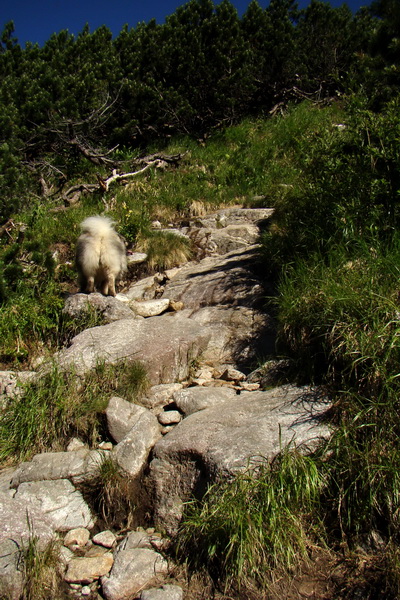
[2,0,372,48]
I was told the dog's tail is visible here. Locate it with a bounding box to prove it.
[79,215,115,237]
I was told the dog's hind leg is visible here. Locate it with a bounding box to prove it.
[85,276,95,294]
[100,272,116,296]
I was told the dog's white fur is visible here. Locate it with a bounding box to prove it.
[76,216,127,297]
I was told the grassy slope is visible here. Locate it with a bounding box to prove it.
[2,98,400,596]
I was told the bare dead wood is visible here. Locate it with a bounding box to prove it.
[56,156,177,208]
[134,152,186,169]
[101,163,160,191]
[68,137,119,166]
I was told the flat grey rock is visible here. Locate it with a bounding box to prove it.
[11,448,107,487]
[64,293,136,323]
[0,491,55,549]
[55,313,211,384]
[14,479,94,531]
[161,247,266,311]
[148,385,331,534]
[113,408,161,478]
[140,584,183,600]
[101,547,168,600]
[172,386,238,416]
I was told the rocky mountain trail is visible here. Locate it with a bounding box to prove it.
[0,205,332,600]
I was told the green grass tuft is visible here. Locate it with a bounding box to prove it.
[178,448,326,587]
[0,360,148,464]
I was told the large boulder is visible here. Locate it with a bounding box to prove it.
[0,491,55,549]
[11,448,107,487]
[188,305,276,367]
[189,207,273,230]
[189,222,260,256]
[55,313,211,384]
[64,293,136,323]
[147,385,331,534]
[109,398,161,478]
[14,479,95,531]
[160,247,266,311]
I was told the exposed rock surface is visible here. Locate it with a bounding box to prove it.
[130,298,171,317]
[0,205,335,600]
[148,385,331,534]
[63,293,136,323]
[101,546,168,600]
[65,553,114,583]
[0,539,24,600]
[112,406,161,478]
[0,490,56,548]
[140,584,183,600]
[14,479,95,531]
[11,448,107,487]
[161,246,265,311]
[55,314,211,384]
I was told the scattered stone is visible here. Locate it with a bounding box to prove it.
[168,300,184,312]
[64,528,91,548]
[15,479,95,531]
[124,275,160,302]
[67,438,87,452]
[59,545,75,567]
[140,584,183,600]
[193,366,214,380]
[161,426,175,435]
[142,383,183,411]
[0,370,36,402]
[130,299,170,318]
[11,448,108,487]
[101,547,168,600]
[239,382,260,391]
[64,554,114,584]
[172,386,238,416]
[113,408,161,478]
[127,252,148,265]
[81,585,92,596]
[157,411,182,426]
[2,205,312,599]
[98,441,114,451]
[151,221,162,229]
[93,531,116,549]
[63,293,136,323]
[106,397,153,444]
[220,367,246,382]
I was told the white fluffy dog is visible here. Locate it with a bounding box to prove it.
[76,216,127,297]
